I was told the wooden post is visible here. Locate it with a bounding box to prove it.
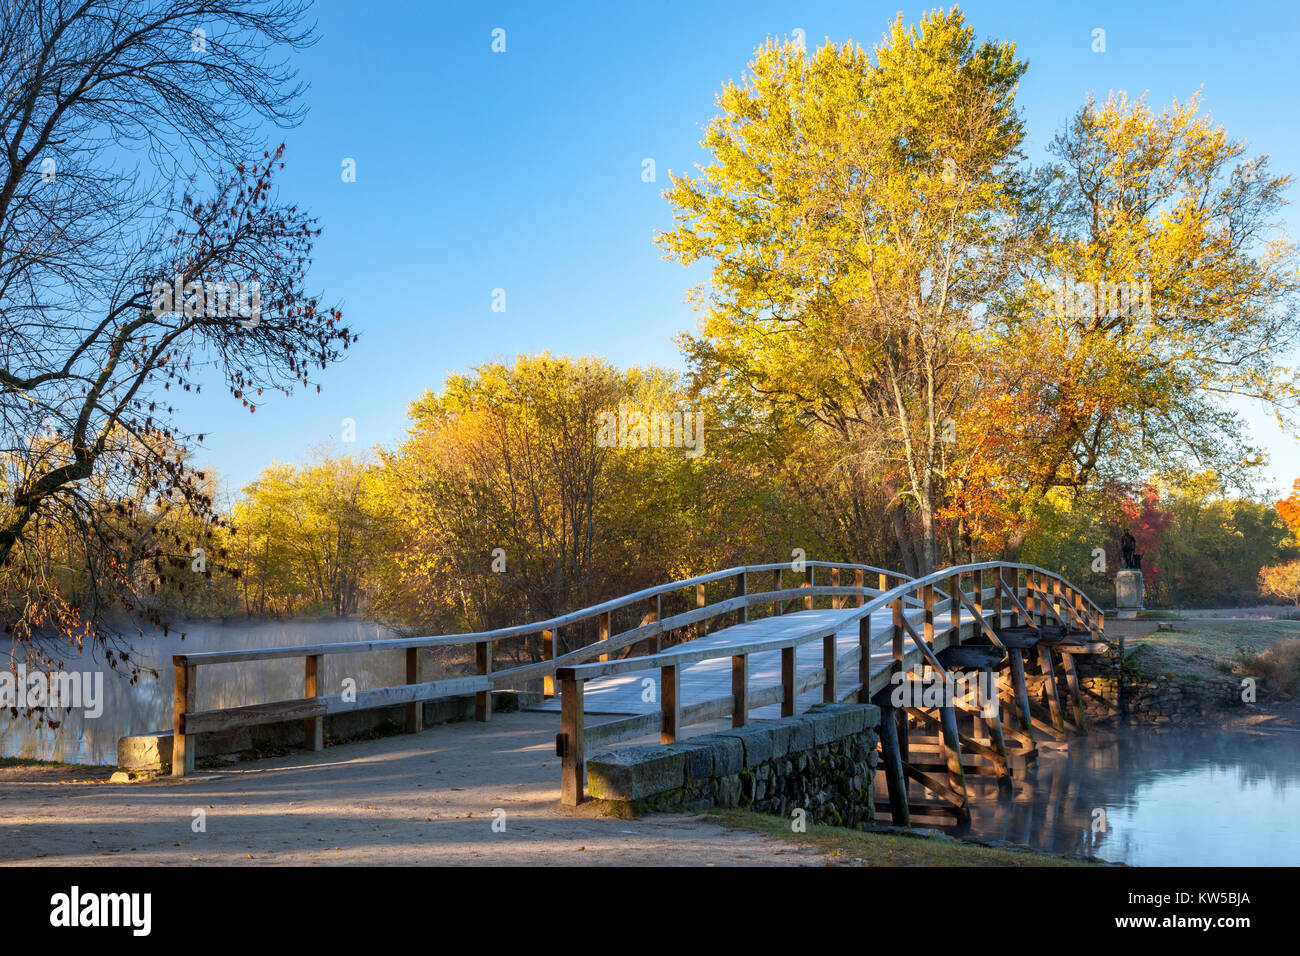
[737,570,748,624]
[830,566,841,609]
[823,632,838,703]
[1026,570,1037,626]
[973,568,984,623]
[938,703,968,803]
[654,595,662,653]
[1038,644,1067,734]
[804,565,814,610]
[891,598,905,676]
[542,628,555,697]
[949,573,961,638]
[878,571,888,595]
[773,568,783,616]
[661,663,680,744]
[1008,649,1035,739]
[405,647,423,734]
[599,609,611,662]
[1062,651,1089,732]
[475,640,493,722]
[858,616,872,703]
[877,702,910,826]
[172,660,195,777]
[994,566,1005,633]
[976,671,1011,784]
[923,583,935,649]
[781,645,796,717]
[559,677,585,806]
[696,584,706,638]
[731,653,749,727]
[305,654,324,751]
[855,568,865,607]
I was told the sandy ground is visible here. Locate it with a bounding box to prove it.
[0,711,822,866]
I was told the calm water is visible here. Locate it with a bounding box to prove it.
[1,619,405,765]
[961,727,1300,866]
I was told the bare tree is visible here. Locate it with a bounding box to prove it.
[0,0,353,670]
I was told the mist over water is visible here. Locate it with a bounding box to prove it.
[962,727,1300,866]
[1,619,405,765]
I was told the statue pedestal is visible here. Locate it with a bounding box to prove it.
[1115,569,1144,619]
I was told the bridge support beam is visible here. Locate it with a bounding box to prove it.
[875,701,910,827]
[559,677,585,806]
[1037,645,1067,735]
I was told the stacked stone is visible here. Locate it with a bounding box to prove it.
[585,702,881,827]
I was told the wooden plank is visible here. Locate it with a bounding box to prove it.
[679,694,733,726]
[585,712,662,749]
[305,654,324,751]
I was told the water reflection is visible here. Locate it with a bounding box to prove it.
[1,620,405,765]
[962,727,1300,866]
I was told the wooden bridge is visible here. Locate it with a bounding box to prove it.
[170,560,1112,829]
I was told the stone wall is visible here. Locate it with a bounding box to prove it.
[585,702,881,827]
[1023,661,1242,726]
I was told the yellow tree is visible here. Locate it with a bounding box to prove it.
[659,10,1029,574]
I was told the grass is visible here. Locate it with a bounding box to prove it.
[707,808,1093,866]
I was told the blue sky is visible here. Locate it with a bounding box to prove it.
[179,0,1300,499]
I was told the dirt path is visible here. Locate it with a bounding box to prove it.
[0,712,820,866]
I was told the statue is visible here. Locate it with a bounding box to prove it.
[1119,529,1141,570]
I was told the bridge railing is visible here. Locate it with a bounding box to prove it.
[553,560,1108,804]
[167,560,916,776]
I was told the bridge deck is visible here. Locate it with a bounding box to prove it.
[529,605,994,718]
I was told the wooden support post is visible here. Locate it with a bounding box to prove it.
[855,568,865,607]
[781,645,796,717]
[736,570,748,623]
[995,566,1005,632]
[1008,648,1035,741]
[172,660,195,777]
[773,568,782,616]
[804,565,814,610]
[654,595,662,652]
[731,653,749,727]
[305,654,324,751]
[858,616,871,703]
[405,647,423,734]
[923,583,935,648]
[877,702,910,826]
[1038,644,1067,734]
[599,609,612,662]
[661,663,679,744]
[1062,651,1089,733]
[949,573,961,637]
[475,640,493,722]
[559,677,585,805]
[878,571,888,595]
[696,584,706,638]
[542,628,555,697]
[975,673,1011,784]
[830,567,841,609]
[1026,570,1037,626]
[823,632,838,703]
[973,568,984,622]
[938,703,968,804]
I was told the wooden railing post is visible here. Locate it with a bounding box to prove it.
[973,568,984,622]
[949,573,960,637]
[855,568,865,607]
[736,570,748,624]
[599,609,612,662]
[804,565,814,611]
[994,566,1005,632]
[878,571,888,595]
[773,568,783,616]
[542,628,555,697]
[661,663,679,744]
[781,645,796,717]
[830,567,841,609]
[858,615,871,703]
[731,653,749,727]
[405,647,423,733]
[696,584,706,638]
[306,654,324,750]
[823,632,838,703]
[1026,569,1037,626]
[476,641,493,722]
[172,659,195,777]
[559,677,585,805]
